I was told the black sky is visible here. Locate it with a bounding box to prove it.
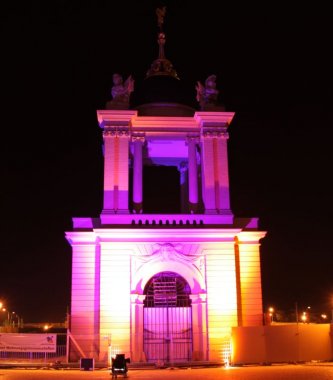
[1,1,332,322]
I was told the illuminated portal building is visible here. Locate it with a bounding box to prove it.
[66,15,266,365]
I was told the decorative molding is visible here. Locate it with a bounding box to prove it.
[130,294,146,304]
[186,135,200,144]
[131,133,146,143]
[103,127,130,137]
[202,130,229,139]
[130,243,207,293]
[135,243,201,265]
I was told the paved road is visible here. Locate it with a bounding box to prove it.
[1,365,333,380]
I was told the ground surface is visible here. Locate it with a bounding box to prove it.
[1,365,333,380]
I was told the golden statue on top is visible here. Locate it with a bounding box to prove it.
[156,6,166,30]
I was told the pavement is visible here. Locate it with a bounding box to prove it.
[2,364,333,380]
[1,359,333,370]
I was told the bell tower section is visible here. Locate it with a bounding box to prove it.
[98,111,235,224]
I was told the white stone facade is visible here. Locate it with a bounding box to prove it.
[66,111,266,364]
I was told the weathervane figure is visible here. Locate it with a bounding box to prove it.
[156,6,166,31]
[146,5,179,79]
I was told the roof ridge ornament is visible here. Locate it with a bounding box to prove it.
[146,6,179,80]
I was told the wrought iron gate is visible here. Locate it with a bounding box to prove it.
[143,272,192,364]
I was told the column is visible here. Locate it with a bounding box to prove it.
[70,241,100,361]
[236,232,266,326]
[130,294,146,362]
[205,243,238,361]
[178,161,188,214]
[103,130,116,211]
[132,135,145,213]
[117,130,130,213]
[200,132,217,213]
[99,243,131,360]
[102,127,130,214]
[200,129,232,215]
[187,136,199,213]
[190,293,208,361]
[215,132,231,212]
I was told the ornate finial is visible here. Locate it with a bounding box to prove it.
[105,73,135,110]
[196,75,223,110]
[146,6,179,80]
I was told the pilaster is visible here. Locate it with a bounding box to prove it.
[187,136,200,213]
[130,294,146,362]
[132,134,145,213]
[190,293,208,361]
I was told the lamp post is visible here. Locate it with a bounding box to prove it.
[1,308,10,325]
[1,307,6,326]
[307,306,311,323]
[301,312,307,323]
[12,312,21,328]
[268,307,274,323]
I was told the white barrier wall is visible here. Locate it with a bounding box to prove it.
[232,324,333,364]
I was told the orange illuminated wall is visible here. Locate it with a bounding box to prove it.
[236,232,266,327]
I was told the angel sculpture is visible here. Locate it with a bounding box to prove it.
[111,73,134,105]
[105,73,135,109]
[196,74,219,108]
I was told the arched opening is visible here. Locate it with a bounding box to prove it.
[143,272,192,364]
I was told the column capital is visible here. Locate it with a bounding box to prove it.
[130,294,146,304]
[103,126,130,137]
[201,129,229,139]
[131,133,146,143]
[186,134,200,144]
[190,293,207,303]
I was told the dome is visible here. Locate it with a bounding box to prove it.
[130,75,196,116]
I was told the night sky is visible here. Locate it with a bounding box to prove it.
[1,1,332,323]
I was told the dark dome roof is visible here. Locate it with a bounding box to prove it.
[130,75,197,116]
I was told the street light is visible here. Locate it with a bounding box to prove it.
[307,306,311,323]
[0,303,22,328]
[11,312,21,328]
[1,308,10,326]
[268,307,274,323]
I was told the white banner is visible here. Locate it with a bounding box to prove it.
[0,333,57,352]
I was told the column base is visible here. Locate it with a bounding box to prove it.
[101,209,130,215]
[217,209,233,216]
[131,351,147,362]
[189,202,198,214]
[192,350,205,361]
[132,203,143,214]
[204,209,218,215]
